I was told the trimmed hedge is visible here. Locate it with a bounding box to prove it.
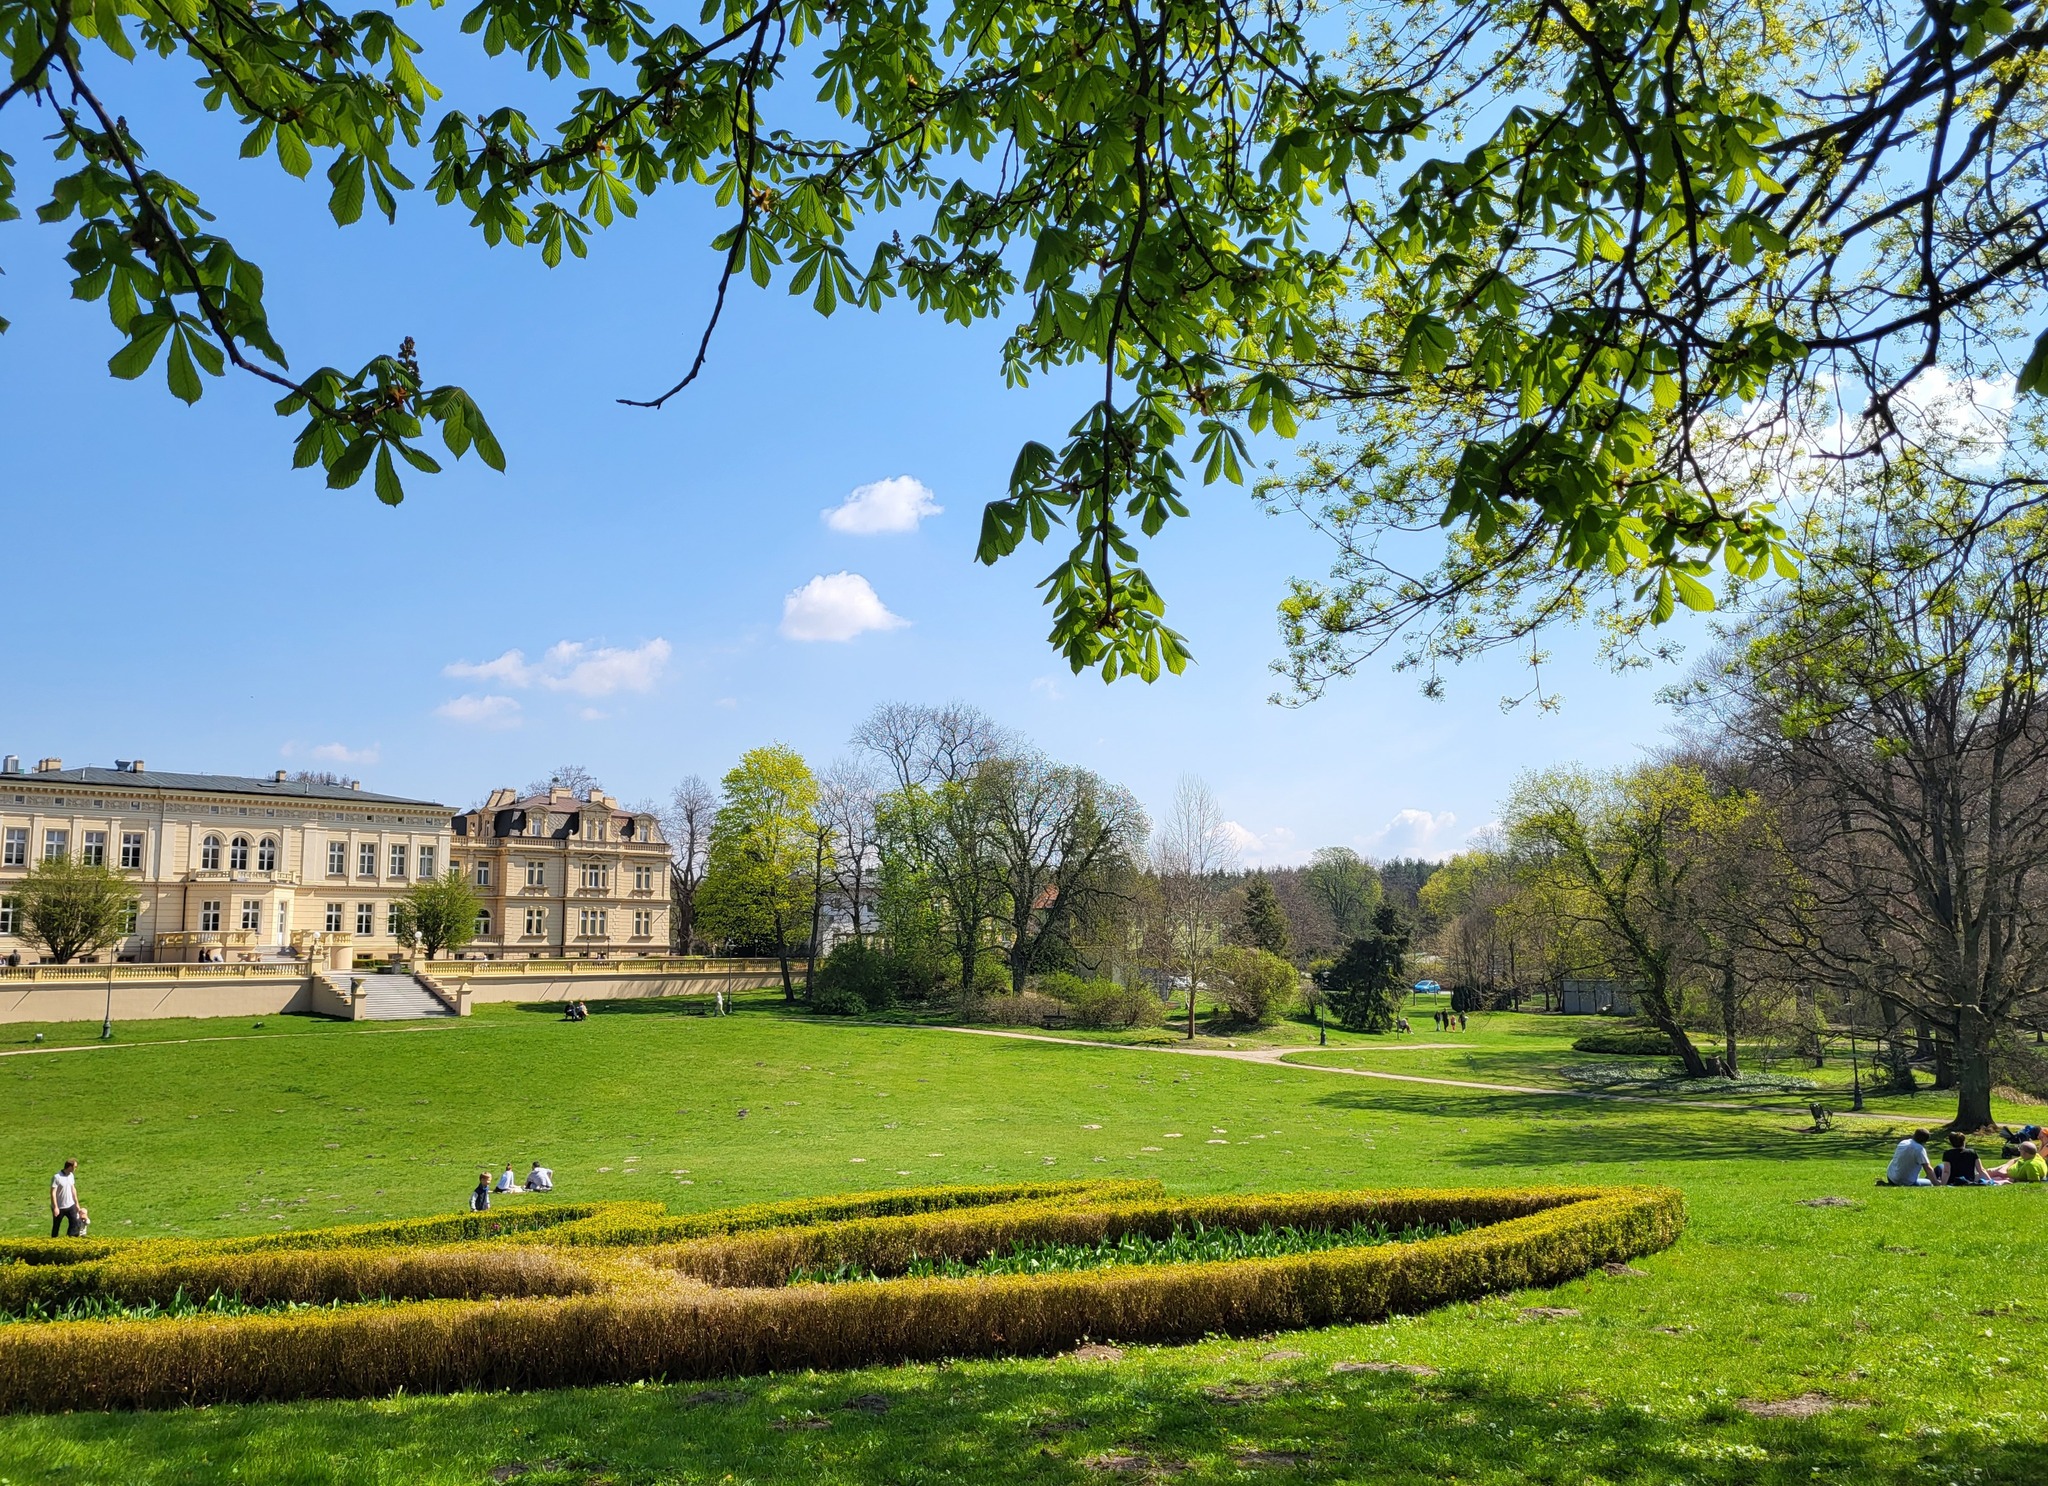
[0,1183,1684,1411]
[1571,1029,1680,1057]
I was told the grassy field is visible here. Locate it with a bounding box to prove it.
[1,995,2043,1484]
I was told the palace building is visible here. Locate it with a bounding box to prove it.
[451,786,670,958]
[0,756,453,964]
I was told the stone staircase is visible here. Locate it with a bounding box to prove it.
[354,972,456,1020]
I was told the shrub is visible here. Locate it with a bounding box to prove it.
[809,941,896,1014]
[1570,1028,1679,1057]
[962,990,1071,1027]
[0,1184,1684,1412]
[1035,974,1165,1030]
[1209,947,1295,1026]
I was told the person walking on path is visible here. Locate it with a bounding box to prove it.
[50,1160,82,1237]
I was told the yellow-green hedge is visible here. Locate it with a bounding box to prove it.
[0,1185,1684,1411]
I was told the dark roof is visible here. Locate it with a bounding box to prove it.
[0,767,448,810]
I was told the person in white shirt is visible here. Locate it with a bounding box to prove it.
[494,1164,519,1194]
[1885,1130,1937,1186]
[525,1161,554,1192]
[50,1160,82,1237]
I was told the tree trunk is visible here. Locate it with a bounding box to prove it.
[771,906,794,1001]
[807,831,826,995]
[1954,1005,1995,1129]
[1718,955,1741,1077]
[1640,967,1710,1076]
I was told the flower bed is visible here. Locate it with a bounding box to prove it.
[0,1180,1684,1412]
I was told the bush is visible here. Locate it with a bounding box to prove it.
[961,990,1072,1027]
[1209,947,1295,1026]
[0,1183,1685,1411]
[809,941,896,1015]
[1036,974,1166,1030]
[1570,1028,1679,1057]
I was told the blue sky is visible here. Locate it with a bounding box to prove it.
[0,34,1697,862]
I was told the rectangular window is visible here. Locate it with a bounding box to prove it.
[389,843,408,879]
[2,828,24,867]
[633,909,652,937]
[356,903,374,936]
[634,864,655,892]
[474,861,491,888]
[418,846,436,879]
[327,841,347,877]
[325,903,344,933]
[525,860,546,888]
[524,906,546,936]
[121,900,141,935]
[199,900,221,932]
[0,897,13,935]
[583,863,606,890]
[358,842,377,879]
[240,899,261,931]
[387,903,402,936]
[42,829,68,862]
[120,832,144,869]
[579,907,608,937]
[80,830,106,867]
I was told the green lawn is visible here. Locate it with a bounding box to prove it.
[1,996,2043,1484]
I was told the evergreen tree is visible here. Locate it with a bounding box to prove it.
[1237,873,1293,960]
[1316,904,1411,1033]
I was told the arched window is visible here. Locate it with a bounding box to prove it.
[200,836,222,870]
[230,836,250,871]
[257,838,278,872]
[475,909,493,936]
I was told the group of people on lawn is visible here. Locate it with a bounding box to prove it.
[470,1161,553,1211]
[1886,1128,2048,1186]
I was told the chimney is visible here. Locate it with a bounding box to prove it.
[34,758,61,774]
[1,756,18,775]
[274,770,289,783]
[129,759,145,773]
[350,780,361,790]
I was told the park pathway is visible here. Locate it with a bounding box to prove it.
[931,1025,1909,1123]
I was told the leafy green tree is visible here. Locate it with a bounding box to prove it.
[13,856,131,964]
[698,745,822,999]
[1301,848,1381,942]
[393,870,482,959]
[1234,873,1293,960]
[1316,905,1411,1033]
[874,778,1008,996]
[1209,945,1295,1026]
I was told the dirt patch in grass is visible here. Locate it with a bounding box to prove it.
[1519,1306,1580,1321]
[1737,1392,1866,1419]
[839,1393,891,1415]
[1233,1449,1312,1468]
[771,1413,832,1431]
[1799,1196,1857,1208]
[1203,1379,1297,1404]
[680,1389,745,1407]
[1084,1451,1187,1477]
[1068,1343,1127,1362]
[1333,1360,1437,1377]
[1601,1262,1646,1277]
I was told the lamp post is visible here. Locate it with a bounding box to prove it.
[100,958,113,1041]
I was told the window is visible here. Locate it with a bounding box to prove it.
[387,903,402,936]
[524,906,546,936]
[578,907,608,937]
[2,829,24,867]
[389,844,408,879]
[80,831,106,867]
[240,899,261,931]
[356,903,375,936]
[358,842,377,879]
[476,908,493,936]
[633,864,655,892]
[592,821,607,841]
[583,863,606,891]
[474,861,491,888]
[199,900,222,932]
[633,909,652,937]
[42,829,68,862]
[121,900,141,936]
[258,838,278,872]
[120,832,144,869]
[525,860,546,888]
[325,903,344,932]
[230,836,250,871]
[327,840,347,877]
[0,897,13,935]
[418,846,436,878]
[200,835,222,870]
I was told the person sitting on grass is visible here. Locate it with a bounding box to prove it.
[1992,1141,2048,1183]
[1885,1129,1938,1186]
[495,1164,519,1194]
[525,1160,553,1193]
[1936,1132,1997,1186]
[470,1171,492,1212]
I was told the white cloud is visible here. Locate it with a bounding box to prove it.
[578,707,608,722]
[309,742,380,766]
[1363,809,1462,859]
[443,638,671,698]
[822,476,943,534]
[780,572,910,642]
[435,694,522,729]
[1030,675,1066,702]
[1220,822,1301,864]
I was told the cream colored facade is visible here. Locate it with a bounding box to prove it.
[0,758,453,965]
[451,786,670,958]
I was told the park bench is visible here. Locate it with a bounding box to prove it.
[1040,1011,1069,1031]
[1809,1103,1834,1132]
